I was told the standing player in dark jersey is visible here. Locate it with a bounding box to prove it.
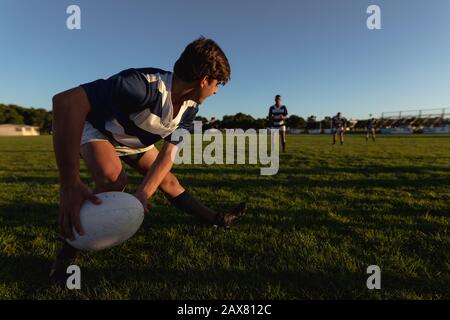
[331,112,347,145]
[268,95,288,152]
[49,38,247,286]
[366,117,376,142]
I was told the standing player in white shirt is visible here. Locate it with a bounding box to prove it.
[331,112,347,145]
[268,95,288,152]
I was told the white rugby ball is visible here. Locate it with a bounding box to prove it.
[67,192,145,251]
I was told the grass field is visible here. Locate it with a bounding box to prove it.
[0,134,449,299]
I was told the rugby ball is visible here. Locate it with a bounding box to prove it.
[67,192,145,251]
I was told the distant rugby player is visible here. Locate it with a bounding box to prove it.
[366,117,376,142]
[331,112,346,145]
[49,38,246,286]
[268,95,288,152]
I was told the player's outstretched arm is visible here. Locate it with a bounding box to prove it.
[52,87,90,186]
[134,141,178,212]
[52,87,101,240]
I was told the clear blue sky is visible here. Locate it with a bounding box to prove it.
[1,0,449,120]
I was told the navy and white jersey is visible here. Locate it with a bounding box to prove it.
[268,105,288,128]
[332,116,346,129]
[367,119,375,130]
[80,68,199,148]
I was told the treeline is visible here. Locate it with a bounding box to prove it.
[195,113,333,130]
[0,104,334,133]
[0,104,52,133]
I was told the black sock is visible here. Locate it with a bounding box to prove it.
[57,242,79,261]
[169,191,219,224]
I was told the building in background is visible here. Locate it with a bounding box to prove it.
[0,124,40,136]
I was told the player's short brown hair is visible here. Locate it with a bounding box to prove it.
[174,37,231,85]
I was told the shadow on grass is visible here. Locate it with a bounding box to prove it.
[0,253,387,299]
[1,255,443,299]
[0,254,53,298]
[0,241,447,299]
[243,205,448,235]
[2,160,448,192]
[3,172,448,193]
[280,165,450,176]
[170,175,450,192]
[0,200,209,231]
[0,201,58,229]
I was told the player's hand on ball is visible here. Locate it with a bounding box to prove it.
[58,180,102,241]
[133,191,149,214]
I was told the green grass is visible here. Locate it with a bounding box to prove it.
[0,134,449,299]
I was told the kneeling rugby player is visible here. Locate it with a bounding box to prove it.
[50,38,246,285]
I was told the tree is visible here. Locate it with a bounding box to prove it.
[306,115,319,130]
[42,111,53,133]
[3,107,24,124]
[194,116,208,124]
[0,103,53,132]
[253,118,268,129]
[287,115,306,129]
[307,115,316,123]
[321,116,332,129]
[220,113,256,130]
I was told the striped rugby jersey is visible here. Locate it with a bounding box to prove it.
[80,68,199,148]
[268,105,288,128]
[332,116,346,129]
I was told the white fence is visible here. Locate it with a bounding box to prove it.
[380,127,414,134]
[423,125,450,134]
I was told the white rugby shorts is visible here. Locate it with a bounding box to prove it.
[80,121,154,157]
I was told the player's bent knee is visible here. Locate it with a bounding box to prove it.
[96,169,128,193]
